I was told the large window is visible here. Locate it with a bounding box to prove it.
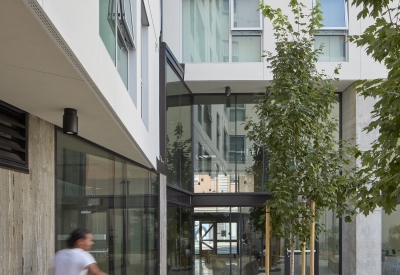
[100,0,135,89]
[229,135,245,164]
[182,0,262,63]
[314,0,348,62]
[55,130,158,275]
[382,204,400,274]
[166,63,192,191]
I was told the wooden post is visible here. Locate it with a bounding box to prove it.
[301,239,306,275]
[265,206,271,275]
[310,201,316,275]
[301,202,306,275]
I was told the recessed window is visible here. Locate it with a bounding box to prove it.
[314,0,348,62]
[99,0,136,89]
[314,33,346,62]
[231,0,262,30]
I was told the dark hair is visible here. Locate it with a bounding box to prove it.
[66,228,91,248]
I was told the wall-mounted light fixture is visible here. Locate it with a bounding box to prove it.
[63,108,78,135]
[225,86,231,97]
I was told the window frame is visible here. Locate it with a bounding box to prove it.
[313,0,349,62]
[181,0,263,63]
[230,0,263,31]
[314,30,348,62]
[313,0,349,30]
[228,135,245,164]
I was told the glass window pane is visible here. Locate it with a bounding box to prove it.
[56,130,158,275]
[314,35,346,62]
[166,63,192,191]
[123,0,134,37]
[320,0,346,28]
[117,38,128,88]
[182,0,229,62]
[99,0,116,63]
[233,0,261,28]
[318,210,340,275]
[382,205,400,275]
[232,36,261,62]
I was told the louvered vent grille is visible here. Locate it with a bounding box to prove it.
[0,101,28,172]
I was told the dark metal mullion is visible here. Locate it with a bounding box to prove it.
[229,207,232,275]
[123,161,128,275]
[202,224,214,239]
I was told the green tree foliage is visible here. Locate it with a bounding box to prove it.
[347,0,400,215]
[167,122,191,188]
[245,1,354,273]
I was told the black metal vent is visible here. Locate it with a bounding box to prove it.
[0,101,28,172]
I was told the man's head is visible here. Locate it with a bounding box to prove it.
[66,228,94,251]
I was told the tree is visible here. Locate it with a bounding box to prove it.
[245,1,354,274]
[348,0,400,215]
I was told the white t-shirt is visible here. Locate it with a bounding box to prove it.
[53,248,96,275]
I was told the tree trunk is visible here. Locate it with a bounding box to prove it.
[290,234,295,275]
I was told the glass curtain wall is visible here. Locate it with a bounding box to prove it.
[193,94,268,194]
[56,130,158,275]
[167,203,193,275]
[190,207,284,275]
[382,204,400,274]
[166,62,192,191]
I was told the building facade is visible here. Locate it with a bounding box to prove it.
[0,0,395,275]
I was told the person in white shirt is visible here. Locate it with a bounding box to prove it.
[53,228,109,275]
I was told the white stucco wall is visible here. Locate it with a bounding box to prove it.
[163,0,387,92]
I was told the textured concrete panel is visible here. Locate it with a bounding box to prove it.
[159,174,167,275]
[0,115,55,275]
[341,86,382,275]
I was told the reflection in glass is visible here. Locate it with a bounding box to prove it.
[117,37,129,88]
[191,207,283,275]
[318,210,340,275]
[193,95,268,193]
[382,205,400,275]
[167,203,192,274]
[320,0,346,28]
[182,0,229,62]
[232,36,261,62]
[99,0,116,63]
[56,130,158,275]
[166,63,192,191]
[232,0,261,29]
[315,35,346,62]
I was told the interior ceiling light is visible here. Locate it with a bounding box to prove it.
[63,108,78,135]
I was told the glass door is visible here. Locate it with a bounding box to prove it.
[200,222,215,259]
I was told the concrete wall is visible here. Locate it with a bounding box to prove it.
[341,85,382,275]
[0,115,55,275]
